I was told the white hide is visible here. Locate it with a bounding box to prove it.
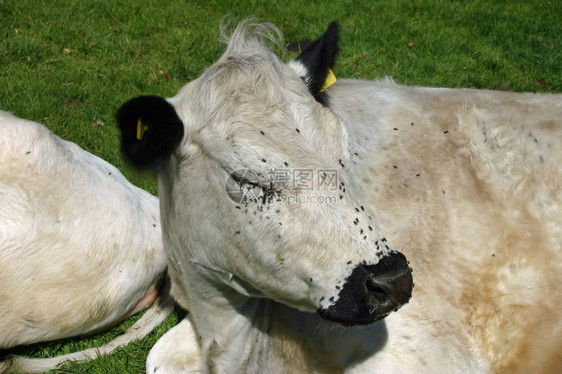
[146,318,201,374]
[0,111,171,372]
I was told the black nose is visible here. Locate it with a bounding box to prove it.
[317,252,413,326]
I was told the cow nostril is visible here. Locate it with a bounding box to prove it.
[365,278,391,312]
[363,253,413,317]
[365,278,387,298]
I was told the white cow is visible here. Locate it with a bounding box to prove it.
[118,21,562,373]
[0,111,172,373]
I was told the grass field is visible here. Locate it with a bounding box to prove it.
[1,0,561,372]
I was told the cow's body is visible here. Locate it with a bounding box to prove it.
[327,79,562,373]
[0,111,171,372]
[117,22,562,373]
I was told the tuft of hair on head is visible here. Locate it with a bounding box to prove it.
[116,96,184,170]
[219,17,285,58]
[290,21,339,106]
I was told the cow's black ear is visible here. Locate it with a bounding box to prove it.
[116,96,184,169]
[293,21,339,106]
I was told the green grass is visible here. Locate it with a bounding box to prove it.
[1,0,560,372]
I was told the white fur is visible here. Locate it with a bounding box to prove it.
[0,111,171,373]
[150,23,562,373]
[146,318,201,374]
[287,59,313,87]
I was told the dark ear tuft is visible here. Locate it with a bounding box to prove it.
[294,21,339,105]
[116,96,184,169]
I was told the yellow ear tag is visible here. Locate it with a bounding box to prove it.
[136,118,149,141]
[320,68,337,92]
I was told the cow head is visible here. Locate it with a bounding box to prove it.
[117,21,412,326]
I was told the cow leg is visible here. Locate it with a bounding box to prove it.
[146,317,201,374]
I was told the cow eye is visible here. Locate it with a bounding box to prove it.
[225,170,264,204]
[230,173,259,186]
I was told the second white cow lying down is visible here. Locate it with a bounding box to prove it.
[0,111,172,373]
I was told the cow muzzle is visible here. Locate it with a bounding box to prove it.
[317,252,413,325]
